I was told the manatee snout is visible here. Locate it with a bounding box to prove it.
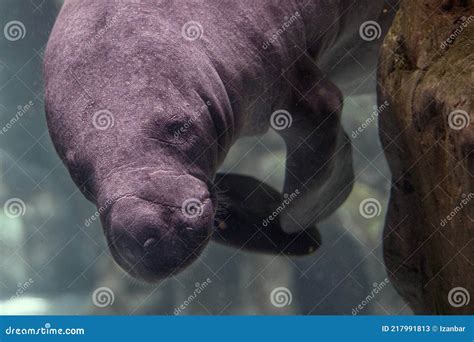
[101,174,215,282]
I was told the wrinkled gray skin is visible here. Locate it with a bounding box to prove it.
[44,0,397,281]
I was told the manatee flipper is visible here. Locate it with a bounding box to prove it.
[278,56,354,233]
[212,173,320,256]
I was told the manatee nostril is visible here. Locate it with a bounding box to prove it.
[105,194,213,281]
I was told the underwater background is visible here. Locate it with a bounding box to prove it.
[0,0,410,315]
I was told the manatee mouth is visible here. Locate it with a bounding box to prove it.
[103,176,215,282]
[108,222,210,282]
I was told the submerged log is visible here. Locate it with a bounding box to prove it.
[378,0,473,313]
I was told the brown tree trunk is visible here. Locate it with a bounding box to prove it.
[378,0,473,314]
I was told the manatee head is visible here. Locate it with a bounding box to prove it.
[43,13,225,281]
[102,172,215,282]
[46,91,220,282]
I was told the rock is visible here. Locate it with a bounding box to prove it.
[377,0,473,313]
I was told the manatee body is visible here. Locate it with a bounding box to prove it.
[44,0,397,281]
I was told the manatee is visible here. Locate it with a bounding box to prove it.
[44,0,398,281]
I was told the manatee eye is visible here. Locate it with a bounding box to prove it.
[166,121,186,135]
[147,114,194,145]
[164,118,193,142]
